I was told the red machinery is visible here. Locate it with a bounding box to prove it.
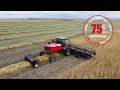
[25,37,96,68]
[40,43,63,54]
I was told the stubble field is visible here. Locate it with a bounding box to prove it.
[0,19,120,79]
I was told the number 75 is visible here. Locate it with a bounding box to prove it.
[91,24,102,34]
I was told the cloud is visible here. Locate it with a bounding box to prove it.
[0,11,120,19]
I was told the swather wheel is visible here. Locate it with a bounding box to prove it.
[40,52,44,56]
[49,56,55,62]
[34,64,39,68]
[63,48,71,56]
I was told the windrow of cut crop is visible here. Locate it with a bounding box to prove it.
[0,29,80,47]
[0,23,81,32]
[0,26,81,36]
[0,28,81,41]
[0,33,81,51]
[0,20,83,32]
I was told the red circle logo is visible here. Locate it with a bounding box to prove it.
[83,15,114,46]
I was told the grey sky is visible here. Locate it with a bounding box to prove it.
[0,11,120,19]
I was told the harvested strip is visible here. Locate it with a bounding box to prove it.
[0,28,80,41]
[0,53,61,76]
[0,34,80,51]
[0,61,31,75]
[0,26,79,32]
[0,39,46,51]
[0,26,81,35]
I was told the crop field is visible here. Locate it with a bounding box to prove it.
[0,19,120,79]
[0,19,83,67]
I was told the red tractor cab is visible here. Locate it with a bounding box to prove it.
[40,37,70,56]
[44,43,63,53]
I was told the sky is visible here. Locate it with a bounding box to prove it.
[0,11,120,19]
